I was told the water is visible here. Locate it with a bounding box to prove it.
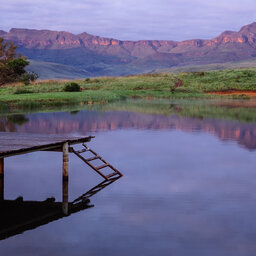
[0,99,256,256]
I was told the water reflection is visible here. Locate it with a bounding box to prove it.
[0,115,28,132]
[1,109,256,150]
[0,100,256,255]
[0,175,121,241]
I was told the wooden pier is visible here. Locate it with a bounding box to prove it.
[0,132,122,215]
[0,132,94,158]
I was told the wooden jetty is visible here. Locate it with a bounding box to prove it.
[0,132,95,158]
[0,132,122,215]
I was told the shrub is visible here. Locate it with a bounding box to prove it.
[21,72,40,85]
[189,71,205,76]
[242,70,254,77]
[7,58,29,76]
[63,82,81,92]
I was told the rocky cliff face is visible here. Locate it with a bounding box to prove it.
[3,23,256,53]
[2,23,256,76]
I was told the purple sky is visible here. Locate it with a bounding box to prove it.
[0,0,256,41]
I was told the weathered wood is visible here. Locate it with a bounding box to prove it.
[0,132,94,158]
[72,144,123,180]
[72,149,108,180]
[42,147,74,153]
[0,158,4,201]
[85,156,100,162]
[96,164,109,170]
[105,172,119,179]
[62,142,69,179]
[62,142,69,215]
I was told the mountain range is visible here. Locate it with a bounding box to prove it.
[1,22,256,78]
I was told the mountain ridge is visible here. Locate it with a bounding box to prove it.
[2,22,256,77]
[3,22,256,51]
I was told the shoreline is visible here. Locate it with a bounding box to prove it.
[1,69,256,112]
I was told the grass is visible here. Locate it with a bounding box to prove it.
[1,68,256,111]
[157,58,256,73]
[26,60,90,80]
[3,98,256,124]
[105,99,256,123]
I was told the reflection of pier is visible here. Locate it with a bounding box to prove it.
[0,132,123,240]
[72,176,122,204]
[0,175,121,241]
[0,132,122,213]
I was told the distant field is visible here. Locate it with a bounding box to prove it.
[27,58,256,80]
[26,60,91,79]
[1,68,256,111]
[156,58,256,73]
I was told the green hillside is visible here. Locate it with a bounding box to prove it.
[156,58,256,73]
[26,60,91,79]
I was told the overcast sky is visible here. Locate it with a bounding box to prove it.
[0,0,256,41]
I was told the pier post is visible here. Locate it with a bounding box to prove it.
[0,158,4,201]
[62,142,69,215]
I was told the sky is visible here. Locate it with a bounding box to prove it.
[0,0,256,41]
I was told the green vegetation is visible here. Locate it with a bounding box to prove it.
[157,58,256,73]
[0,68,256,111]
[26,58,256,80]
[0,37,39,85]
[63,82,81,92]
[26,60,90,80]
[14,88,33,94]
[2,99,256,125]
[103,99,256,123]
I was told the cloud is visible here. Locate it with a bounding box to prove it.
[0,0,256,40]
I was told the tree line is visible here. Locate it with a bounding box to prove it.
[0,37,38,85]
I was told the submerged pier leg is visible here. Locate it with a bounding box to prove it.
[62,142,69,215]
[0,158,4,201]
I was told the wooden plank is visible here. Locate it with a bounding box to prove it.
[85,156,100,162]
[105,172,119,179]
[0,132,94,158]
[62,142,69,179]
[96,164,109,170]
[72,150,108,180]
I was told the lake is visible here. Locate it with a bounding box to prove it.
[0,99,256,256]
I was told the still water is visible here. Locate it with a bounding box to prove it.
[0,99,256,256]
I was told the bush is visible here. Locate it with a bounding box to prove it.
[7,58,29,76]
[242,70,254,77]
[21,72,40,85]
[63,82,81,92]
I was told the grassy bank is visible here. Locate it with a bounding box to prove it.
[2,99,256,126]
[1,68,256,111]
